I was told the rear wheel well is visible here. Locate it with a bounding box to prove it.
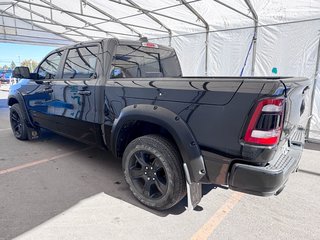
[116,120,177,158]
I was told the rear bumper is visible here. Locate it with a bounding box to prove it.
[228,145,302,196]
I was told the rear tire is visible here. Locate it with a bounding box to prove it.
[10,103,28,140]
[122,134,186,210]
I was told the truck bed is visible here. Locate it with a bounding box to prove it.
[106,76,310,157]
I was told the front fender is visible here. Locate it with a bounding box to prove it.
[111,104,206,183]
[8,91,36,129]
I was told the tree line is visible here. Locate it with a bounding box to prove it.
[0,59,38,72]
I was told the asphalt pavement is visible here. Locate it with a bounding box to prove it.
[0,90,319,240]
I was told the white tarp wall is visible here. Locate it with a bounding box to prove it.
[309,72,320,140]
[150,1,320,140]
[255,20,320,136]
[0,0,320,139]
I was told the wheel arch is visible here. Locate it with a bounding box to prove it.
[8,96,19,106]
[111,104,206,183]
[8,93,36,129]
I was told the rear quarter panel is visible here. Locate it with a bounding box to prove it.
[104,78,268,157]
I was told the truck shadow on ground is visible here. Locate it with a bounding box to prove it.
[1,130,217,239]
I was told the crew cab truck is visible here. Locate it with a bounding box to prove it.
[8,38,310,210]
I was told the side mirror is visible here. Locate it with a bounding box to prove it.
[12,66,31,79]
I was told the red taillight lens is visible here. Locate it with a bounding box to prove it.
[244,98,285,146]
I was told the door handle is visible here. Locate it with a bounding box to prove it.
[77,90,91,96]
[43,88,53,93]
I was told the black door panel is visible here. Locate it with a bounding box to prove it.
[24,51,64,130]
[49,45,102,144]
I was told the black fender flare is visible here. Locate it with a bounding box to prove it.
[111,104,206,183]
[8,92,36,129]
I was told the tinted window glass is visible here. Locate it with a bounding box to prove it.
[110,45,181,78]
[63,46,99,79]
[38,51,63,79]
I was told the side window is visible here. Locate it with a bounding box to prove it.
[62,46,99,79]
[37,51,63,80]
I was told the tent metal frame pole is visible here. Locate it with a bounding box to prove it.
[0,37,68,46]
[13,4,92,40]
[149,17,320,41]
[13,0,178,34]
[0,2,13,42]
[0,13,137,37]
[61,22,167,37]
[244,0,258,76]
[40,0,117,38]
[0,13,139,38]
[0,31,73,42]
[13,0,201,23]
[49,0,53,20]
[1,11,74,43]
[213,0,256,22]
[0,23,86,37]
[85,1,142,37]
[116,0,201,21]
[1,15,6,40]
[41,0,168,35]
[28,0,33,29]
[12,3,17,31]
[306,35,320,140]
[0,2,15,14]
[181,0,209,75]
[80,0,83,15]
[109,0,205,29]
[0,2,13,5]
[126,0,172,46]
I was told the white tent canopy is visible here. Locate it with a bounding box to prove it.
[0,0,320,140]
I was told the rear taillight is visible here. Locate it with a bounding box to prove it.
[243,98,285,146]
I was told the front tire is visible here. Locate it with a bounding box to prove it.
[122,134,186,210]
[10,103,28,140]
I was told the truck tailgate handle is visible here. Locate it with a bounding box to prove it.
[77,90,91,96]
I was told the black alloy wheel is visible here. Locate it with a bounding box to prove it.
[10,104,28,140]
[123,134,186,210]
[128,150,168,199]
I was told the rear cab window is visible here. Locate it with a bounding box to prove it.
[110,43,181,79]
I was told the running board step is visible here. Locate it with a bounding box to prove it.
[291,127,305,147]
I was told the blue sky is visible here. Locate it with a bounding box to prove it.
[0,43,55,67]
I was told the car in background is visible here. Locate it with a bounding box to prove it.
[0,70,4,80]
[0,70,16,84]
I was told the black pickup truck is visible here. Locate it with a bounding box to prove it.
[8,38,310,210]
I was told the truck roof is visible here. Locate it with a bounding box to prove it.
[49,38,173,55]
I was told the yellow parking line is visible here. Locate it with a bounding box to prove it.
[191,192,244,240]
[0,147,92,175]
